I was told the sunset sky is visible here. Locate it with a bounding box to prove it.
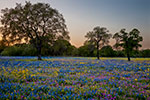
[0,0,150,49]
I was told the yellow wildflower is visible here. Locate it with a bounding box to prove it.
[31,74,35,77]
[22,70,25,73]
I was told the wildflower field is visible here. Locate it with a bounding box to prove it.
[0,57,150,100]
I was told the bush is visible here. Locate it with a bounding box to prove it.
[114,50,125,57]
[140,49,150,57]
[77,45,95,57]
[1,44,37,56]
[100,45,115,57]
[1,46,23,56]
[22,45,37,56]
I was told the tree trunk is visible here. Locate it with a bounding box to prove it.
[30,37,42,60]
[126,41,130,61]
[37,46,42,60]
[97,42,100,60]
[36,39,42,60]
[127,51,130,61]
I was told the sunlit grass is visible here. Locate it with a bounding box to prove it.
[15,57,150,62]
[88,57,150,61]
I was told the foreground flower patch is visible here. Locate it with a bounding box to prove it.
[0,57,150,99]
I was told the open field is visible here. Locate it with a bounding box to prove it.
[0,57,150,99]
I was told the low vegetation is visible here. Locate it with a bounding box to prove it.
[0,57,150,99]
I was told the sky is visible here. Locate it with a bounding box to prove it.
[0,0,150,49]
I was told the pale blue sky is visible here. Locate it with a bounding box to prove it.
[0,0,150,49]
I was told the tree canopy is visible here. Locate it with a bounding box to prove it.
[0,1,69,60]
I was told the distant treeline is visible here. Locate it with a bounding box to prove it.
[0,2,148,60]
[0,40,149,57]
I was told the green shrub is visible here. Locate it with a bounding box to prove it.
[1,44,37,56]
[1,46,23,56]
[22,45,37,56]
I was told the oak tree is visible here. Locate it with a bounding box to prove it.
[85,26,111,59]
[113,28,143,61]
[0,1,69,60]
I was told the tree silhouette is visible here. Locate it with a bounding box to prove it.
[0,1,69,60]
[85,26,111,59]
[113,28,143,61]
